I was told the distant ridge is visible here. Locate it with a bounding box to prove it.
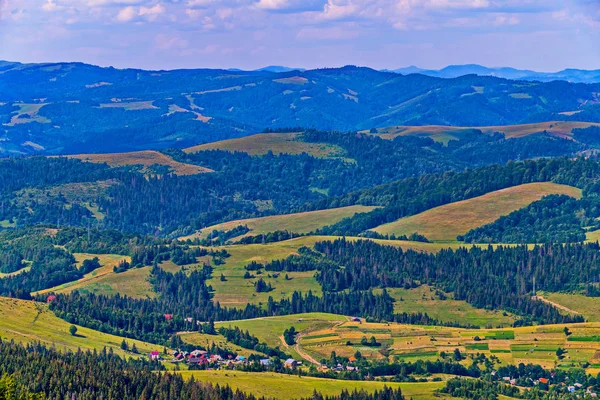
[389,64,600,83]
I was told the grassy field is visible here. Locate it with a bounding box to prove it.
[372,182,581,241]
[0,296,161,358]
[6,103,51,126]
[295,318,600,370]
[36,253,154,299]
[179,370,446,400]
[539,292,600,322]
[65,151,211,176]
[381,286,515,327]
[179,205,377,241]
[184,132,345,158]
[366,122,600,143]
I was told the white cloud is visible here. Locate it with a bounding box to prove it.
[115,2,166,22]
[42,0,60,11]
[116,5,137,21]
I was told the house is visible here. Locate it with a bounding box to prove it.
[568,386,576,393]
[210,354,223,362]
[539,378,549,384]
[164,314,173,321]
[185,317,193,323]
[235,355,246,362]
[346,366,358,371]
[318,365,329,372]
[348,356,357,363]
[284,358,297,368]
[259,359,272,366]
[190,350,207,357]
[46,295,57,303]
[351,317,361,322]
[149,351,161,361]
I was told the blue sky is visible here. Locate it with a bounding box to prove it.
[0,0,599,71]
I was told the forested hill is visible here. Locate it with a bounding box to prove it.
[1,62,600,155]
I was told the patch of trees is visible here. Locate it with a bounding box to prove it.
[237,230,304,245]
[313,238,592,324]
[218,326,289,358]
[460,194,600,243]
[283,326,297,346]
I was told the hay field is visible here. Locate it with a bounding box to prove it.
[372,182,581,242]
[184,132,345,158]
[66,150,211,175]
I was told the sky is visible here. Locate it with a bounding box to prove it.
[0,0,599,71]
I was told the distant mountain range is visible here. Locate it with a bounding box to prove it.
[387,64,600,84]
[1,61,600,155]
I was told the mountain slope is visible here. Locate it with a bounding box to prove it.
[1,62,600,155]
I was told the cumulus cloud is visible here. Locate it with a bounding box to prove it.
[116,2,165,22]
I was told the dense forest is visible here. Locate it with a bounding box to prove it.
[0,132,596,236]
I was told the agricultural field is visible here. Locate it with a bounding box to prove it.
[5,103,51,126]
[37,253,154,299]
[179,205,377,241]
[65,150,211,176]
[295,319,600,370]
[367,121,600,143]
[381,286,515,327]
[179,370,446,400]
[372,182,581,241]
[184,132,345,158]
[0,296,161,358]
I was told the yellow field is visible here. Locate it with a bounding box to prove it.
[184,132,345,158]
[366,121,600,143]
[65,150,211,176]
[372,182,581,241]
[37,253,154,299]
[0,297,161,358]
[179,205,377,241]
[180,370,446,400]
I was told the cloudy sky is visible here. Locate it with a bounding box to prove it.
[0,0,599,71]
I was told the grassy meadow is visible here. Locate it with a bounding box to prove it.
[372,182,581,241]
[37,253,155,299]
[381,286,515,327]
[179,205,378,241]
[66,150,211,176]
[179,370,446,400]
[184,132,345,159]
[0,296,161,358]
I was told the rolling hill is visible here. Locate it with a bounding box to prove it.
[0,296,161,358]
[66,150,211,176]
[184,132,345,158]
[367,121,600,143]
[371,182,582,241]
[2,62,600,155]
[179,205,377,241]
